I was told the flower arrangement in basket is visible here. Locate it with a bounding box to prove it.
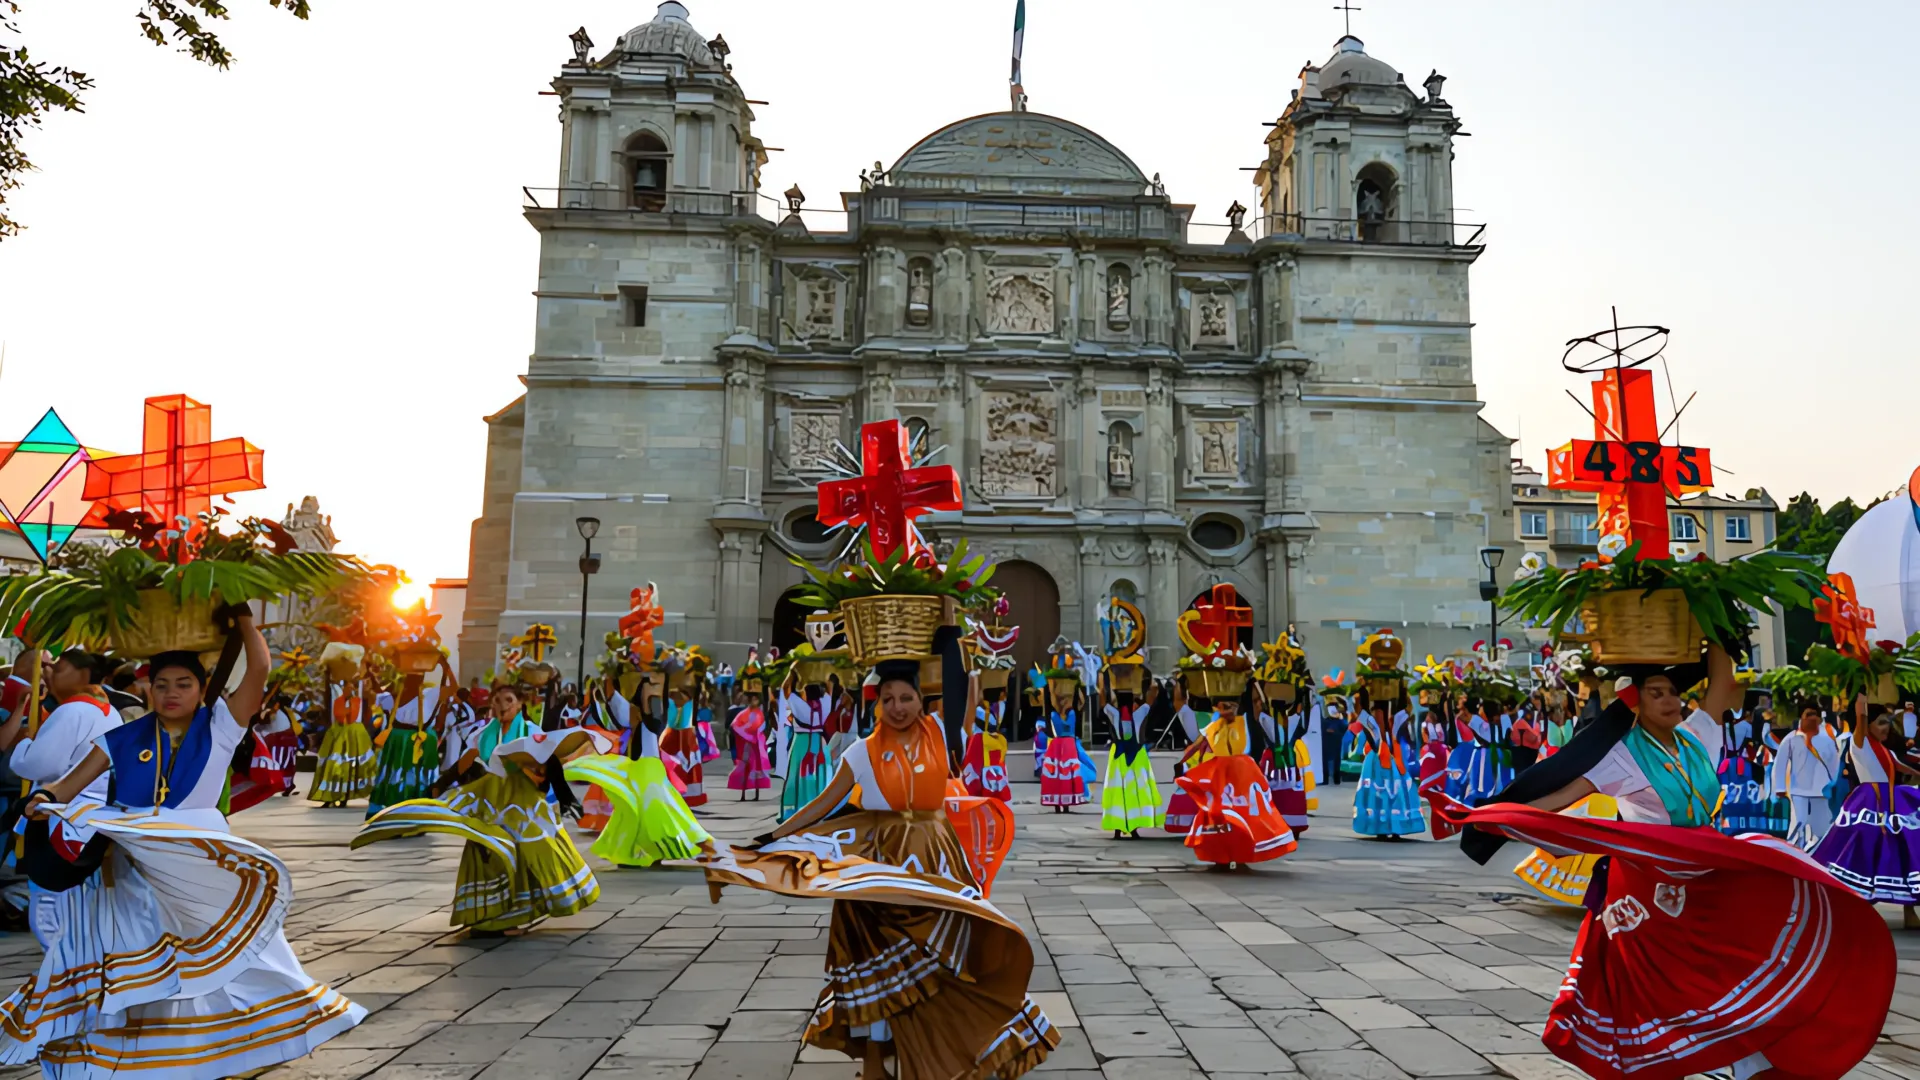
[964,596,1021,691]
[1502,536,1822,666]
[1254,625,1310,704]
[0,507,366,657]
[1099,596,1148,695]
[789,539,996,665]
[659,642,711,693]
[1355,629,1409,704]
[737,645,768,696]
[1410,654,1458,706]
[1174,585,1257,700]
[511,623,560,686]
[384,602,445,676]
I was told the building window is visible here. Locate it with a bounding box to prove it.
[902,416,930,449]
[1725,514,1751,542]
[784,511,833,546]
[1671,513,1699,542]
[1519,511,1547,539]
[1190,516,1244,553]
[1558,511,1598,547]
[1355,162,1399,242]
[619,284,648,327]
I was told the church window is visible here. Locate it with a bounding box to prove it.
[902,416,930,448]
[625,132,670,211]
[620,284,649,327]
[1110,579,1139,604]
[784,511,833,546]
[1355,162,1398,242]
[1190,516,1244,553]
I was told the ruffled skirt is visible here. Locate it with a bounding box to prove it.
[961,734,1012,803]
[1511,795,1618,906]
[1039,739,1089,807]
[1176,755,1297,865]
[366,725,441,818]
[659,727,707,807]
[1353,753,1423,837]
[1100,742,1163,832]
[0,803,364,1078]
[680,810,1057,1080]
[308,722,375,803]
[1445,801,1894,1080]
[228,729,300,814]
[1261,750,1309,833]
[1811,782,1920,904]
[562,755,711,868]
[353,771,599,931]
[778,730,829,822]
[727,734,772,792]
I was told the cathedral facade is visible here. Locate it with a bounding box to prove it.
[459,2,1516,682]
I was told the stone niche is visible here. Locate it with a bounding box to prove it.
[977,387,1058,498]
[781,263,856,345]
[985,270,1055,336]
[905,256,934,329]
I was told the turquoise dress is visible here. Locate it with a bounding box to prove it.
[1352,713,1424,836]
[777,693,830,822]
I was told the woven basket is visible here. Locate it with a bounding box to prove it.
[1362,675,1403,702]
[740,676,765,695]
[793,658,838,686]
[1047,676,1081,702]
[113,589,225,659]
[1868,672,1899,706]
[1418,688,1437,706]
[1184,667,1249,699]
[324,656,361,682]
[519,661,555,687]
[1262,681,1298,704]
[1584,589,1702,666]
[1108,664,1146,694]
[977,667,1012,691]
[840,594,950,665]
[394,643,442,675]
[666,668,696,692]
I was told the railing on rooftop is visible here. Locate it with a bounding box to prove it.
[522,186,764,219]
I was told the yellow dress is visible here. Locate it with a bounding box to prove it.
[1512,794,1620,905]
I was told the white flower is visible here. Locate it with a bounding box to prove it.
[1516,551,1547,579]
[1211,657,1226,669]
[1596,533,1628,559]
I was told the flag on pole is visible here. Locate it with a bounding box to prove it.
[1009,0,1026,109]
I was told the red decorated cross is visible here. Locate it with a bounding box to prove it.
[816,419,961,559]
[620,584,665,663]
[1545,367,1711,560]
[1189,584,1253,650]
[83,394,264,528]
[1814,572,1876,666]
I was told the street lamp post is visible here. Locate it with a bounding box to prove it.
[576,517,602,691]
[1478,546,1504,661]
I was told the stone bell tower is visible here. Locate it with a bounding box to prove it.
[1256,35,1461,244]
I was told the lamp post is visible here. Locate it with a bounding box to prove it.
[576,517,602,691]
[1478,545,1504,664]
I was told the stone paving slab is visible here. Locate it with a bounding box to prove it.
[41,759,1899,1080]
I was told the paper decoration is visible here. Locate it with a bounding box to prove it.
[1814,572,1876,666]
[620,583,664,663]
[1359,628,1406,671]
[1101,597,1145,659]
[1179,583,1253,654]
[83,393,264,529]
[816,419,961,559]
[1545,368,1712,560]
[513,624,557,663]
[0,409,111,562]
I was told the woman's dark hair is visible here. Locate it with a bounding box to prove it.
[57,648,116,683]
[873,659,920,689]
[147,650,208,685]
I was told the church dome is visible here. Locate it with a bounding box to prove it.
[888,111,1148,198]
[1318,36,1400,92]
[616,1,714,65]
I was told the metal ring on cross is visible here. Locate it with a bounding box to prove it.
[1560,323,1670,374]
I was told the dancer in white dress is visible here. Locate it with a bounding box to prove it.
[2,611,365,1078]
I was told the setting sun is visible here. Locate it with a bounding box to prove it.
[390,578,431,611]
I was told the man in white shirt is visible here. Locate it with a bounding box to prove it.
[1903,702,1917,743]
[1769,706,1841,850]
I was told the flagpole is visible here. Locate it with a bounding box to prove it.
[1009,0,1026,111]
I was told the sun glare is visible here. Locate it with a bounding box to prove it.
[390,579,431,611]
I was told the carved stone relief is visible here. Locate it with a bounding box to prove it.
[986,271,1055,335]
[1106,264,1132,330]
[782,264,851,343]
[1191,418,1242,480]
[1105,421,1135,489]
[978,389,1057,498]
[784,411,842,477]
[1108,539,1145,565]
[1191,288,1237,348]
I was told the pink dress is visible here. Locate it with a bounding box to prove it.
[727,706,772,791]
[1039,714,1089,807]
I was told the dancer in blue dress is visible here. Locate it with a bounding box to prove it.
[1351,699,1424,839]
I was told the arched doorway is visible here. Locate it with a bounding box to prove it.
[770,586,812,656]
[992,560,1060,682]
[1188,585,1255,649]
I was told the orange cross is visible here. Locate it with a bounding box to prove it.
[1814,572,1876,666]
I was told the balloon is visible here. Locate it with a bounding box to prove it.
[1827,465,1920,644]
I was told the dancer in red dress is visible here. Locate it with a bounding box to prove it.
[1444,643,1894,1080]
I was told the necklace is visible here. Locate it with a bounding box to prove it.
[1635,722,1714,825]
[152,716,191,813]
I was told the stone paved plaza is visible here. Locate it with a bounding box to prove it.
[3,760,1919,1080]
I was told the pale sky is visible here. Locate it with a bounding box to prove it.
[0,0,1910,585]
